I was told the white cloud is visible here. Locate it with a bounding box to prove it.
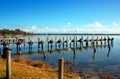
[113,22,118,26]
[94,22,102,27]
[85,21,103,28]
[1,22,120,34]
[20,24,120,34]
[67,22,71,26]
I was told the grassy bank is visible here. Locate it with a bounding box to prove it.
[0,57,79,79]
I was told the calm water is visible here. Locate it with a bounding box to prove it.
[0,35,120,79]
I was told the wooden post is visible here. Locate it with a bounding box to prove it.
[38,37,40,49]
[111,38,114,47]
[100,37,102,45]
[66,36,68,48]
[6,48,11,79]
[38,43,40,49]
[62,37,64,49]
[76,36,77,48]
[63,42,64,49]
[55,36,57,49]
[73,40,75,48]
[58,58,64,79]
[107,44,111,57]
[42,43,44,50]
[70,36,71,47]
[51,43,52,50]
[48,43,49,50]
[2,46,7,58]
[74,35,76,48]
[81,36,83,47]
[59,43,61,49]
[13,40,15,45]
[16,44,19,53]
[86,40,88,47]
[0,48,1,56]
[47,36,49,42]
[93,48,96,61]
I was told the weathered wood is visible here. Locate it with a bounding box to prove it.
[6,48,11,79]
[58,58,64,79]
[0,36,114,52]
[0,48,1,56]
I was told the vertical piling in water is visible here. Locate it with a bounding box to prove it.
[13,40,15,46]
[79,38,82,47]
[66,36,68,48]
[93,36,94,45]
[71,39,75,48]
[17,39,22,53]
[38,37,40,49]
[96,36,98,45]
[28,41,33,51]
[107,36,110,45]
[86,37,88,47]
[49,40,53,50]
[73,49,76,65]
[41,42,44,50]
[100,36,102,45]
[81,36,83,47]
[93,46,96,61]
[6,48,11,79]
[47,36,49,42]
[42,49,46,61]
[70,36,71,48]
[16,44,19,53]
[58,58,64,79]
[59,40,61,49]
[111,38,114,46]
[91,36,94,46]
[55,36,57,49]
[63,37,64,49]
[76,36,77,48]
[38,42,40,49]
[74,35,75,48]
[93,44,96,53]
[23,38,26,46]
[47,36,49,50]
[104,37,106,45]
[51,43,52,50]
[107,44,111,57]
[48,42,49,50]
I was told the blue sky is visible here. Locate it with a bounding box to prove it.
[0,0,120,33]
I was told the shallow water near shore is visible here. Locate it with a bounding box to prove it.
[0,35,120,79]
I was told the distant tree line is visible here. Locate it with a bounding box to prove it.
[0,28,30,35]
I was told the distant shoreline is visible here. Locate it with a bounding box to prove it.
[0,33,120,36]
[1,33,120,36]
[29,33,120,36]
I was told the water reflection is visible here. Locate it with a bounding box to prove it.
[72,48,76,65]
[13,43,112,62]
[107,44,111,57]
[93,46,96,61]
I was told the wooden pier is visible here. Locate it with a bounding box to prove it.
[0,36,114,55]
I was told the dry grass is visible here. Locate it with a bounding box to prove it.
[0,56,79,79]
